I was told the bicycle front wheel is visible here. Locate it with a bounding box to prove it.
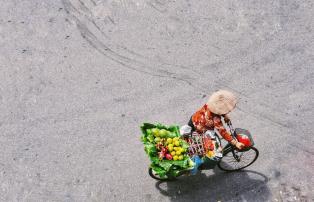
[218,147,259,171]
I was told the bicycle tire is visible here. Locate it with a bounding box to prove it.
[217,146,259,172]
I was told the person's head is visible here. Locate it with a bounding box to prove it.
[206,90,237,115]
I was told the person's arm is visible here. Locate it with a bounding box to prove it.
[213,116,233,141]
[213,116,244,149]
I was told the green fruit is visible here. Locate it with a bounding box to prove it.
[167,132,176,138]
[159,129,168,138]
[151,128,160,137]
[154,137,161,142]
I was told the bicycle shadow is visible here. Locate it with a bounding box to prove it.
[155,169,271,202]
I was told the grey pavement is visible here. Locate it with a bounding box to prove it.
[0,0,313,201]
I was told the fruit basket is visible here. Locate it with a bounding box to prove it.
[185,131,222,158]
[184,131,223,169]
[140,123,194,178]
[186,132,210,156]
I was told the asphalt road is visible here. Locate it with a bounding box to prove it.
[0,0,313,201]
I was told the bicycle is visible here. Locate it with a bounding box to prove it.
[148,122,259,181]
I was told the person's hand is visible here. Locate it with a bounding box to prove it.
[235,142,245,150]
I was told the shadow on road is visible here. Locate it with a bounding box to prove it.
[155,169,270,202]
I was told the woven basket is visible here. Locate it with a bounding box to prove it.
[186,132,213,156]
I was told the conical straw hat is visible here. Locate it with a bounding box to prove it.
[207,90,237,115]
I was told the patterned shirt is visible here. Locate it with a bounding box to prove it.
[191,104,233,142]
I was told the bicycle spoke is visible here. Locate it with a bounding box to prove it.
[223,158,237,164]
[224,157,236,161]
[242,151,255,161]
[239,158,249,167]
[234,160,242,169]
[236,158,247,168]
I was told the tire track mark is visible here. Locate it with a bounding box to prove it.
[62,0,205,92]
[80,0,197,73]
[147,1,167,14]
[65,0,156,65]
[65,0,204,77]
[63,0,156,68]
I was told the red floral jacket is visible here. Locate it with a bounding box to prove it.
[191,104,233,142]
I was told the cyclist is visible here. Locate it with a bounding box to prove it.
[180,90,245,174]
[187,90,245,150]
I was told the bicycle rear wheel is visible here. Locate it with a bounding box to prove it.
[148,168,176,181]
[218,147,259,171]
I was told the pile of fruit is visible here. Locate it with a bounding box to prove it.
[141,123,194,178]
